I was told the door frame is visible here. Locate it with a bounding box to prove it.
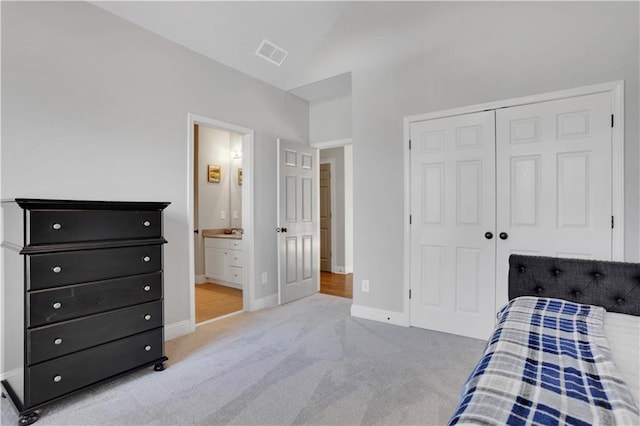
[312,137,354,275]
[403,80,625,321]
[320,157,337,273]
[187,113,255,329]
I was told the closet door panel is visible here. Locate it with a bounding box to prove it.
[410,110,496,340]
[495,92,613,307]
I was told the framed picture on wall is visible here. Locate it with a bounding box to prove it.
[208,165,221,183]
[238,168,243,185]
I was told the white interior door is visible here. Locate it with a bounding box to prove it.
[409,111,497,340]
[320,163,332,272]
[494,92,613,307]
[277,139,319,304]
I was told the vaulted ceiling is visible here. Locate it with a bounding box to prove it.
[92,1,350,97]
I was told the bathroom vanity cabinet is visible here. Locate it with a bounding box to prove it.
[204,237,243,288]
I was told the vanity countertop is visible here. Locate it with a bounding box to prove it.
[202,229,242,239]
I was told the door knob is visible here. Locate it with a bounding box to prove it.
[484,232,493,240]
[499,232,509,240]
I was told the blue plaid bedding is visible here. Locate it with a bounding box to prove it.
[449,297,640,425]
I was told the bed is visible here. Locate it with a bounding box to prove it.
[448,254,640,425]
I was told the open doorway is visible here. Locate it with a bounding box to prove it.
[188,114,255,328]
[194,124,244,323]
[319,145,353,299]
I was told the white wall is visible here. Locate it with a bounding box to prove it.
[1,2,308,327]
[229,132,243,229]
[319,146,354,274]
[344,145,353,273]
[297,2,640,315]
[320,147,345,271]
[198,127,231,231]
[310,95,352,144]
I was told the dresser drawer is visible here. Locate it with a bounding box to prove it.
[28,301,163,364]
[228,251,243,267]
[228,266,243,284]
[204,237,242,250]
[28,272,162,327]
[26,328,163,407]
[28,245,162,290]
[27,210,162,245]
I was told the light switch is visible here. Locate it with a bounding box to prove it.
[219,211,226,219]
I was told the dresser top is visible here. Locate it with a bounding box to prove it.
[12,199,171,211]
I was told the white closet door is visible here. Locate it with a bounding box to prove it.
[409,111,497,340]
[495,92,613,308]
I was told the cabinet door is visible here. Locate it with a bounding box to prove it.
[204,247,226,281]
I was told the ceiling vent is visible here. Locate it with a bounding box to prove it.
[256,39,288,66]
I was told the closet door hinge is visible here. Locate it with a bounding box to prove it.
[409,139,412,150]
[409,215,412,225]
[409,289,412,299]
[612,216,614,229]
[611,114,614,128]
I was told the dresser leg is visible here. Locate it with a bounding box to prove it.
[18,412,39,426]
[153,362,165,371]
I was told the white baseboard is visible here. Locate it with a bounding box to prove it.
[165,319,195,341]
[331,266,353,274]
[195,275,207,284]
[0,367,21,382]
[250,294,278,311]
[350,304,409,327]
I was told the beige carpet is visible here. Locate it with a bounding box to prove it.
[1,294,486,425]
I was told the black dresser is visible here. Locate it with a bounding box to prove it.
[1,199,170,425]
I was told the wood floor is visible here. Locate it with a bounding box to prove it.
[195,283,243,323]
[320,272,353,299]
[196,272,352,323]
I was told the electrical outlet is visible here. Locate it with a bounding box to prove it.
[262,272,268,284]
[362,279,370,293]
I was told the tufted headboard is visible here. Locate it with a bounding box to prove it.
[508,254,640,316]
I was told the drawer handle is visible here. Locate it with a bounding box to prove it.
[143,256,150,262]
[52,223,62,230]
[143,285,151,292]
[144,345,152,352]
[143,220,151,227]
[53,375,62,383]
[52,302,62,309]
[144,314,151,321]
[52,266,62,273]
[54,338,63,345]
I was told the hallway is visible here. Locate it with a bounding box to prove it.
[320,272,353,299]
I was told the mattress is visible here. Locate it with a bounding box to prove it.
[605,311,640,410]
